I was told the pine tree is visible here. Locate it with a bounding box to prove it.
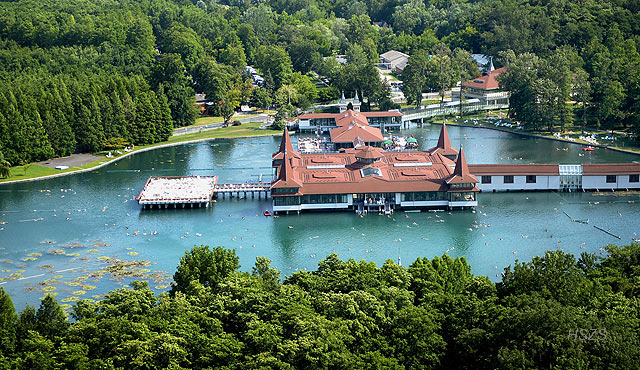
[35,294,67,341]
[155,88,174,141]
[0,288,16,356]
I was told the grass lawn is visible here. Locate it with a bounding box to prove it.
[0,122,282,183]
[180,114,254,128]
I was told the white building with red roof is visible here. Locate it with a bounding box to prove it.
[462,66,509,106]
[271,124,478,214]
[298,109,403,134]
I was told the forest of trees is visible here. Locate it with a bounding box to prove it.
[1,0,639,165]
[0,243,639,369]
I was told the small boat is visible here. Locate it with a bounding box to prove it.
[263,210,272,217]
[582,146,596,151]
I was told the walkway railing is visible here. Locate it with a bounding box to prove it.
[400,102,509,122]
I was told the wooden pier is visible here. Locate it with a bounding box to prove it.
[137,175,219,209]
[213,182,271,199]
[137,176,271,209]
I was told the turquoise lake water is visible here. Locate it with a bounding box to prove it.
[1,124,639,309]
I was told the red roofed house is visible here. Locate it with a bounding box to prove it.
[298,109,403,134]
[270,127,478,214]
[462,66,509,106]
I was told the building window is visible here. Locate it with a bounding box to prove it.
[526,175,536,183]
[481,176,492,184]
[606,175,616,183]
[630,174,639,183]
[503,175,514,184]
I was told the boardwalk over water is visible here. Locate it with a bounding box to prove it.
[137,176,271,209]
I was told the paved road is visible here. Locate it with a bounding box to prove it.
[172,113,272,136]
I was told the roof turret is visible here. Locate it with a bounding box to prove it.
[428,123,458,157]
[446,147,478,185]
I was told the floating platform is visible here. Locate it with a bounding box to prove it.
[137,176,218,209]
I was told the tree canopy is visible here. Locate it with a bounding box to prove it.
[1,243,640,369]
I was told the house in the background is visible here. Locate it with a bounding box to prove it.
[372,21,392,30]
[461,64,509,106]
[379,50,409,74]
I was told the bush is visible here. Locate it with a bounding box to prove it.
[232,120,242,126]
[102,137,129,151]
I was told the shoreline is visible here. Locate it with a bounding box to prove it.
[434,121,640,157]
[3,120,640,185]
[0,132,283,186]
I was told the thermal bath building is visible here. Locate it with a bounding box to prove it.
[270,127,478,214]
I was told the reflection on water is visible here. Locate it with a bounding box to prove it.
[1,128,639,309]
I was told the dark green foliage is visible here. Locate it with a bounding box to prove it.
[3,244,640,368]
[1,244,640,368]
[172,245,240,294]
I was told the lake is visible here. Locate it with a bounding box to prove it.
[1,124,639,309]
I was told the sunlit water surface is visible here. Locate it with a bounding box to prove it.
[1,124,639,309]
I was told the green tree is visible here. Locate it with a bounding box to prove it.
[0,151,10,179]
[256,45,293,90]
[35,294,67,341]
[0,288,16,356]
[172,245,240,294]
[573,68,591,134]
[251,87,273,111]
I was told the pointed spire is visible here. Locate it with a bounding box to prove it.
[488,56,495,72]
[446,146,478,184]
[339,90,346,104]
[453,146,468,177]
[273,152,302,188]
[437,122,452,150]
[353,90,360,105]
[428,123,458,157]
[272,127,300,160]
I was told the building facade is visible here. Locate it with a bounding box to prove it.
[271,125,478,214]
[462,66,510,106]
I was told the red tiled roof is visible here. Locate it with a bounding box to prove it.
[429,123,459,157]
[272,128,301,160]
[272,155,302,189]
[446,148,478,184]
[462,67,506,91]
[298,109,403,125]
[330,124,383,143]
[335,110,369,127]
[354,146,384,159]
[468,164,560,175]
[582,163,640,175]
[271,148,465,196]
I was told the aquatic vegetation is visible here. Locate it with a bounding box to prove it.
[65,253,80,257]
[0,259,13,264]
[42,286,56,292]
[155,284,169,289]
[62,297,79,303]
[53,275,63,279]
[65,281,80,286]
[82,285,96,290]
[127,252,139,256]
[43,279,59,285]
[60,304,72,310]
[87,249,99,253]
[37,264,54,269]
[23,257,37,261]
[97,256,110,261]
[72,290,86,295]
[1,269,10,272]
[28,253,43,257]
[48,249,66,255]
